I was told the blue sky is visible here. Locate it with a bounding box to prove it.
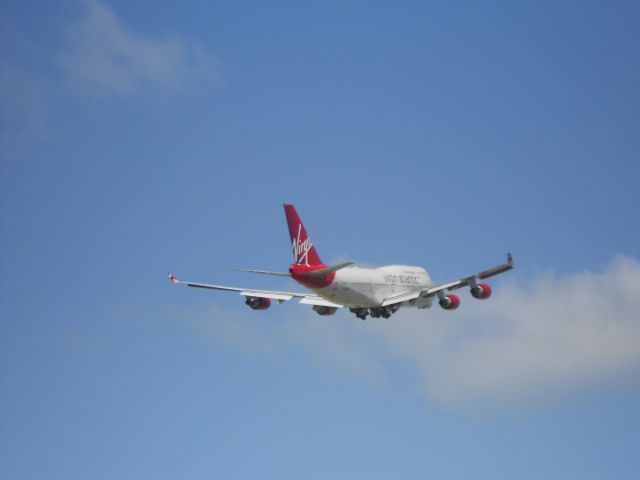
[1,1,640,478]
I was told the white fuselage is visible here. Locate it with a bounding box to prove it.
[309,265,436,308]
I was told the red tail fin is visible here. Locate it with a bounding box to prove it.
[284,204,323,265]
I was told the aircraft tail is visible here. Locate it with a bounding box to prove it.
[284,204,323,265]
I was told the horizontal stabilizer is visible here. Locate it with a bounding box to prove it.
[233,268,291,277]
[302,262,354,278]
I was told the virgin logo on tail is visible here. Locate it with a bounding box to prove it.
[293,224,314,264]
[284,203,323,266]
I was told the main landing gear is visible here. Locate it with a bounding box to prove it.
[350,308,369,320]
[349,306,398,320]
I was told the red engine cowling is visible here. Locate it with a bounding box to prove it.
[471,283,492,300]
[245,296,271,310]
[439,293,460,310]
[313,305,337,316]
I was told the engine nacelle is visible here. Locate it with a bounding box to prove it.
[313,305,337,316]
[470,283,492,300]
[245,296,271,310]
[439,293,460,310]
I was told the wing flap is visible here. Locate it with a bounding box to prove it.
[239,290,294,301]
[424,276,476,296]
[299,297,343,308]
[381,291,421,307]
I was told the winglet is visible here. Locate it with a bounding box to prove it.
[168,272,178,284]
[476,254,514,279]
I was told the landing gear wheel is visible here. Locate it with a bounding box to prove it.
[350,308,369,320]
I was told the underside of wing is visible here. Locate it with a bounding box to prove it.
[380,253,514,309]
[168,272,345,315]
[381,291,422,307]
[299,296,343,308]
[168,273,309,303]
[428,253,514,296]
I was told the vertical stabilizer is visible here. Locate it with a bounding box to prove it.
[283,204,323,265]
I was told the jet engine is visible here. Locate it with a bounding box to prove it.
[245,296,271,310]
[439,293,460,310]
[313,305,337,316]
[470,283,492,300]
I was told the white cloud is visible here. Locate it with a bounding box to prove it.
[365,255,640,407]
[171,255,640,409]
[62,0,218,95]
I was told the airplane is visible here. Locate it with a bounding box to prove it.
[168,204,514,320]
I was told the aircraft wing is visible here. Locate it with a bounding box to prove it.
[167,273,343,307]
[381,253,514,307]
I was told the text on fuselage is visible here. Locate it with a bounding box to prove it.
[383,274,419,285]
